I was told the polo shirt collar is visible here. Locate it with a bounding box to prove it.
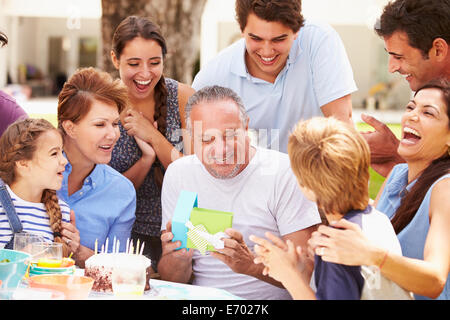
[230,39,248,78]
[287,34,302,65]
[62,152,100,190]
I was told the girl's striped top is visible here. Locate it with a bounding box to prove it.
[0,185,71,248]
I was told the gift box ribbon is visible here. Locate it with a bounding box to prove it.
[185,221,225,255]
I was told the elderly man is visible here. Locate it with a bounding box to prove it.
[158,86,320,300]
[361,0,450,177]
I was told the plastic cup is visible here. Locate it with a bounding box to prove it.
[31,242,63,264]
[13,233,45,254]
[111,253,150,298]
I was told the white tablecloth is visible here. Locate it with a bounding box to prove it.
[75,269,243,300]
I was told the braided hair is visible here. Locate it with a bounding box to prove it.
[0,118,69,256]
[112,16,169,188]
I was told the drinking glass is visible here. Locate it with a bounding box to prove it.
[111,254,149,298]
[31,242,63,264]
[13,233,44,255]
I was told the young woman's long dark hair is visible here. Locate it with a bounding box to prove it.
[111,16,168,188]
[391,79,450,234]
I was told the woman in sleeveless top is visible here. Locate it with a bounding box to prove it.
[109,16,195,272]
[308,79,450,300]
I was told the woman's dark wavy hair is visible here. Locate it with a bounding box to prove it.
[375,0,450,58]
[111,16,168,188]
[391,78,450,234]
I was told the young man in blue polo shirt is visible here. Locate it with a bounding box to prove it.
[192,0,357,153]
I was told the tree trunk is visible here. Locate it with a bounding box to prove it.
[101,0,207,84]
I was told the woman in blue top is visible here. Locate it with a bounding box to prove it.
[57,67,136,267]
[309,79,450,300]
[109,16,194,272]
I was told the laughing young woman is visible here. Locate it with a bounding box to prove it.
[310,79,450,300]
[57,67,136,267]
[109,16,194,273]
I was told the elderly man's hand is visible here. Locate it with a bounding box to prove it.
[160,220,194,261]
[211,228,257,276]
[158,221,194,283]
[61,210,80,257]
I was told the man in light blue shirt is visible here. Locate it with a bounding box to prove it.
[192,0,357,152]
[58,160,136,257]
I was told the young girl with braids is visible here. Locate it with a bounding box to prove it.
[109,16,195,272]
[0,118,80,257]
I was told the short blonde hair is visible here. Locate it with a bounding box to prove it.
[288,117,370,215]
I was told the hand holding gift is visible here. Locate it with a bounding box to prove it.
[172,191,233,255]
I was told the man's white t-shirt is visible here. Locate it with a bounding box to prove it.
[161,147,321,300]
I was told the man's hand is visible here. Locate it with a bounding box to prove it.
[158,221,194,283]
[60,210,80,257]
[360,113,404,177]
[211,228,258,276]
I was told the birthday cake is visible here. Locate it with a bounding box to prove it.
[84,253,152,293]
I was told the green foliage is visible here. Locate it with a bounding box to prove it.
[29,114,58,128]
[356,123,401,199]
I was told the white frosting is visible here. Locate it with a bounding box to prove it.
[85,253,118,268]
[85,253,151,293]
[85,253,151,267]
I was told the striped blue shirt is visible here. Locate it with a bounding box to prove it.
[0,185,71,247]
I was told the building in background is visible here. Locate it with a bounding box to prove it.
[0,0,101,98]
[0,0,410,109]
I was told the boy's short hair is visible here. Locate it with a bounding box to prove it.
[235,0,305,33]
[288,117,370,215]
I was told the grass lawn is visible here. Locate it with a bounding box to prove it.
[29,113,401,199]
[357,123,401,199]
[31,113,58,127]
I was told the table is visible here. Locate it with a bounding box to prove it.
[88,279,243,300]
[74,269,243,300]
